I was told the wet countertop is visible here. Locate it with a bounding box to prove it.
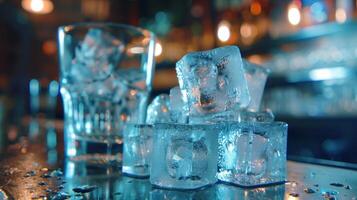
[0,118,356,199]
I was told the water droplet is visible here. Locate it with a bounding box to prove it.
[58,185,64,190]
[41,168,49,172]
[41,173,51,178]
[345,185,352,190]
[51,191,71,200]
[304,188,316,194]
[38,181,47,186]
[321,189,338,200]
[24,170,36,177]
[72,185,97,193]
[289,193,299,197]
[330,183,344,187]
[50,169,63,177]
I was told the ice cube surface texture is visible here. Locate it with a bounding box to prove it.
[218,121,288,187]
[243,59,270,112]
[150,123,220,190]
[169,86,188,123]
[176,46,250,116]
[123,124,153,177]
[146,94,171,124]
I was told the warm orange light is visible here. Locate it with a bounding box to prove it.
[42,40,57,55]
[250,2,262,16]
[22,0,54,14]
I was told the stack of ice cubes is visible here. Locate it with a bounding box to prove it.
[146,45,287,188]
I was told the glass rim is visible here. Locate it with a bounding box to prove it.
[153,121,287,128]
[58,22,155,38]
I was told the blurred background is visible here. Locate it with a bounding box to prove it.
[0,0,357,166]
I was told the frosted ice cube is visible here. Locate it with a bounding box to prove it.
[169,86,188,123]
[146,94,171,124]
[71,28,124,83]
[166,137,208,180]
[243,60,270,112]
[176,46,250,116]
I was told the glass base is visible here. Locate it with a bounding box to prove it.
[122,165,149,178]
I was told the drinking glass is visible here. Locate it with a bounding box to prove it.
[58,23,156,168]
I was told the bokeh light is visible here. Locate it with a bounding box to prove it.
[288,4,301,26]
[217,21,231,42]
[22,0,54,14]
[335,8,347,23]
[250,2,262,16]
[155,42,163,57]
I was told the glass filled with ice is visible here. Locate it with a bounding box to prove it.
[58,23,156,167]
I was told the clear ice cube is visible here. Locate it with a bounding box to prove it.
[150,124,219,190]
[169,86,188,123]
[146,94,171,124]
[71,28,124,83]
[243,59,270,112]
[166,137,208,180]
[176,46,250,116]
[123,124,153,177]
[218,121,288,187]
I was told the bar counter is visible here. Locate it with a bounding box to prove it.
[0,119,356,200]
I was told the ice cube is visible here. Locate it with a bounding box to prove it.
[71,28,124,83]
[189,109,274,124]
[218,121,287,187]
[176,46,250,116]
[150,124,219,190]
[123,124,153,177]
[146,94,171,124]
[169,86,188,123]
[84,74,128,103]
[166,137,208,180]
[243,60,270,112]
[237,109,275,122]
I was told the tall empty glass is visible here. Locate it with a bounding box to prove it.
[58,23,155,168]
